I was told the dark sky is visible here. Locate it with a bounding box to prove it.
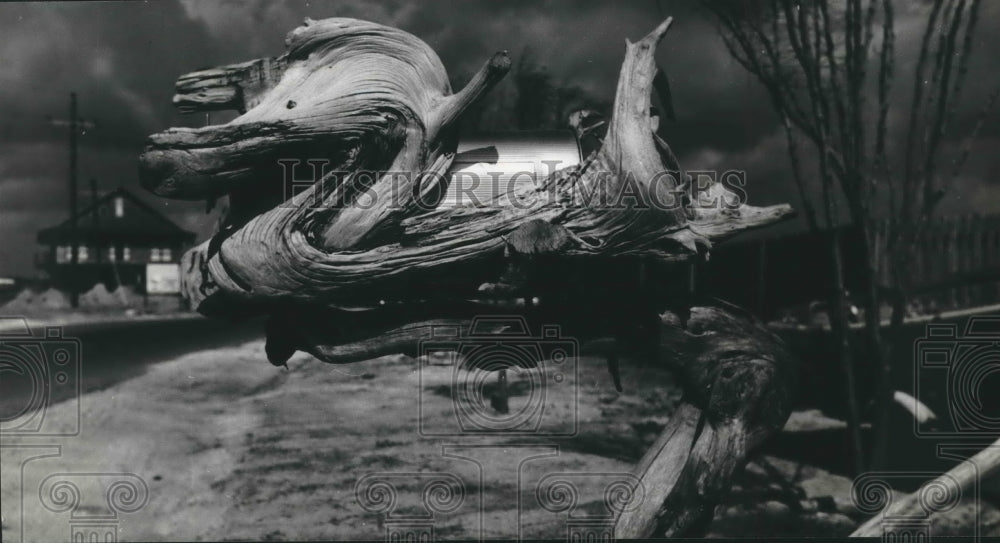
[1,0,998,277]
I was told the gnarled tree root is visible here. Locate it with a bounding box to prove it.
[140,15,799,539]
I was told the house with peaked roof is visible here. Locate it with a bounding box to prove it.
[36,187,196,293]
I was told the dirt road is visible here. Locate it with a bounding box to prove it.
[2,334,992,540]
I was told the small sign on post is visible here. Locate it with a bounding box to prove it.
[145,263,181,294]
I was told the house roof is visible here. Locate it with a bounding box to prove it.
[37,187,196,245]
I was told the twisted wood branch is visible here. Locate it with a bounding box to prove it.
[141,16,798,538]
[141,17,792,321]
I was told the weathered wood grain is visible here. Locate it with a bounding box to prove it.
[141,17,793,320]
[614,305,796,537]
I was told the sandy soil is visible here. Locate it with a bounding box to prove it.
[2,338,995,541]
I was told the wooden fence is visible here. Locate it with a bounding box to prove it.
[871,214,1000,312]
[701,214,1000,319]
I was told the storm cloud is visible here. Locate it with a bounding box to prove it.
[1,0,998,276]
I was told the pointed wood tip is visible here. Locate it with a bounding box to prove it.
[652,16,674,40]
[489,51,512,74]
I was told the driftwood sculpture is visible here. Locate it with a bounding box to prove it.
[140,16,797,538]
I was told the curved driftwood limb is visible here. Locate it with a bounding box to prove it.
[850,438,1000,538]
[140,17,794,322]
[615,305,797,538]
[143,17,798,538]
[172,56,287,114]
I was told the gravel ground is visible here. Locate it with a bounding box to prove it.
[2,337,995,540]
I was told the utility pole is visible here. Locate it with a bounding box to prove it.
[48,92,96,307]
[90,178,101,265]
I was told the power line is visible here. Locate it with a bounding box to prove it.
[47,92,97,307]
